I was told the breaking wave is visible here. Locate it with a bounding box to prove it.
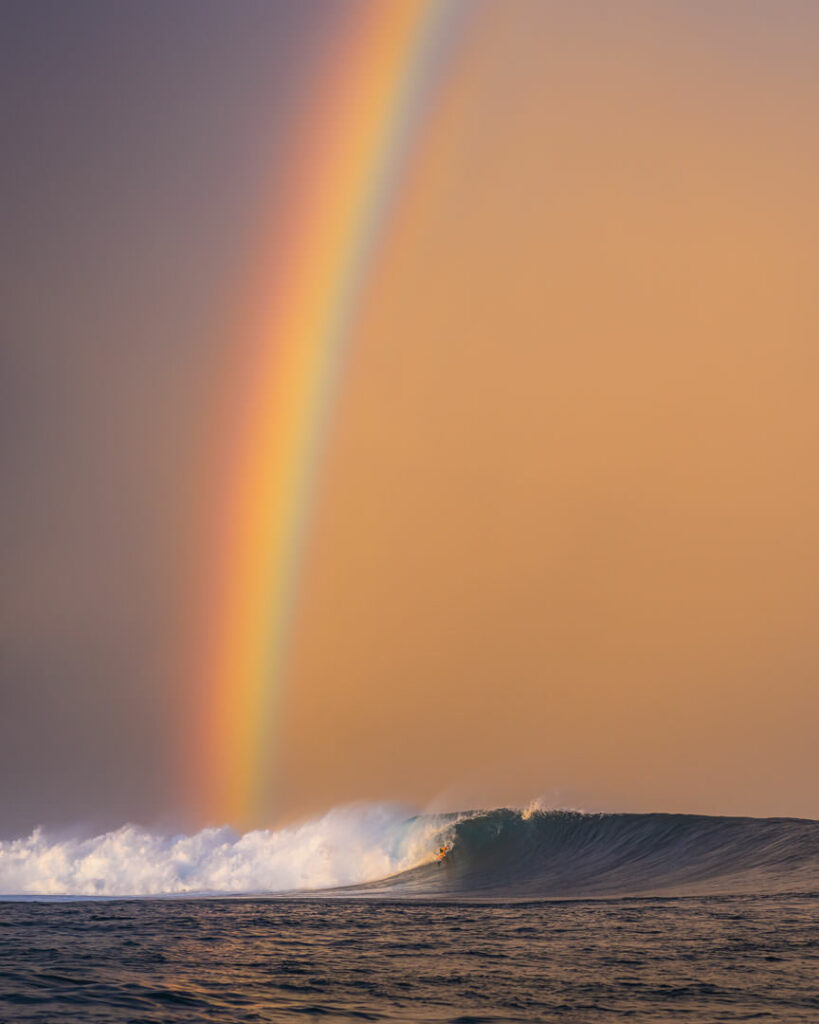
[2,804,817,899]
[0,804,442,897]
[363,808,819,900]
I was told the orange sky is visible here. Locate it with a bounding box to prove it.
[266,2,819,824]
[7,2,814,834]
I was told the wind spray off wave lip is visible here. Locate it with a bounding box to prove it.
[2,804,817,900]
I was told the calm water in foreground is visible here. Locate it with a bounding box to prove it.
[2,894,817,1023]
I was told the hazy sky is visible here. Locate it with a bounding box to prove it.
[3,1,818,836]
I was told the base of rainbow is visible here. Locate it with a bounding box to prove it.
[196,0,470,827]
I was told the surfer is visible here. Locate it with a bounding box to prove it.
[435,844,451,862]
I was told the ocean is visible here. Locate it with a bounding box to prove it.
[1,810,817,1022]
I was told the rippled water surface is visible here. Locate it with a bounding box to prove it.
[2,895,817,1022]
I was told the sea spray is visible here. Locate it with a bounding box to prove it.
[0,803,449,897]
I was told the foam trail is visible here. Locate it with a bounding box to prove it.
[0,804,444,897]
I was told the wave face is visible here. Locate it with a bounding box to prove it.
[1,805,817,899]
[362,808,819,900]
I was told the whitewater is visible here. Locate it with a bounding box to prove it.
[2,804,817,899]
[0,804,448,897]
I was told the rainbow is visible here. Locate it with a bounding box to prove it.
[199,0,469,827]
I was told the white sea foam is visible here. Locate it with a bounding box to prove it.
[0,804,447,897]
